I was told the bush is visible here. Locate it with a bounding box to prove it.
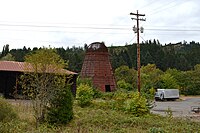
[0,97,18,122]
[124,93,149,116]
[141,87,156,104]
[101,92,114,100]
[46,85,73,125]
[77,77,93,87]
[117,80,133,91]
[92,88,103,99]
[76,84,94,107]
[111,90,128,110]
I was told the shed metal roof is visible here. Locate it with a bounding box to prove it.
[0,61,77,75]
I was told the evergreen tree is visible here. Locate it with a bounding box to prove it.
[1,44,9,57]
[47,84,73,125]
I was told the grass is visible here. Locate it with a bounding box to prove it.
[1,99,200,133]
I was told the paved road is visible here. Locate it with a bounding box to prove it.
[151,97,200,118]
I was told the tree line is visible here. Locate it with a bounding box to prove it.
[1,40,200,72]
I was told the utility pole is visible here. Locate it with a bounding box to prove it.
[130,10,145,95]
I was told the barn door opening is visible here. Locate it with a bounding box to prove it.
[105,85,111,92]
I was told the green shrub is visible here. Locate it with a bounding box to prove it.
[76,84,94,107]
[101,92,114,100]
[0,97,18,122]
[124,93,149,116]
[77,77,93,87]
[117,80,133,91]
[93,91,150,116]
[112,90,129,101]
[111,91,128,110]
[92,88,103,99]
[77,77,102,99]
[141,87,156,100]
[46,85,73,125]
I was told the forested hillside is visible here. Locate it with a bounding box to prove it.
[1,40,200,72]
[109,40,200,71]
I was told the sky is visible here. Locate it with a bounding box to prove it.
[0,0,200,51]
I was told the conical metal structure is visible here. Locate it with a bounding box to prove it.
[81,42,116,92]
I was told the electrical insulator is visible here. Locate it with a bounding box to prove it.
[140,27,144,33]
[133,25,137,33]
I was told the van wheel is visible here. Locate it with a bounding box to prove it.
[160,93,164,101]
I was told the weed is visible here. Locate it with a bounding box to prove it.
[148,127,166,133]
[165,107,173,119]
[0,97,18,122]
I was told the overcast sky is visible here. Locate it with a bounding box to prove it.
[0,0,199,51]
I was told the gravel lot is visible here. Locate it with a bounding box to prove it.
[151,96,200,120]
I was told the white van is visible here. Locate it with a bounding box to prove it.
[155,89,179,101]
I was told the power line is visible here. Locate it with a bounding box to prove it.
[147,0,188,16]
[0,21,136,30]
[128,35,137,44]
[146,33,200,36]
[3,20,200,30]
[138,0,158,10]
[0,20,132,27]
[0,23,130,30]
[1,21,200,32]
[145,28,200,32]
[147,0,177,14]
[1,23,200,33]
[0,28,133,34]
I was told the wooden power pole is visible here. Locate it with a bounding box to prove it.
[130,10,145,94]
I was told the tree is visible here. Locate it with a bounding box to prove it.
[20,48,70,128]
[141,64,163,92]
[115,66,135,84]
[165,65,200,95]
[1,44,9,58]
[0,53,15,61]
[184,64,200,95]
[114,65,137,90]
[156,73,179,89]
[10,48,29,62]
[46,84,73,125]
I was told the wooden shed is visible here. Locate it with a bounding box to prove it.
[0,61,77,98]
[80,42,116,92]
